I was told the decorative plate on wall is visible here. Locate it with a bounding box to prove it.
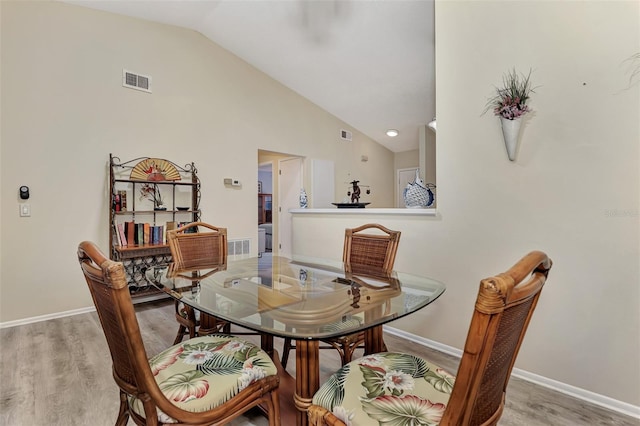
[130,158,181,181]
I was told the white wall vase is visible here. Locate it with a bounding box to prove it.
[500,116,522,161]
[299,188,308,208]
[403,169,435,208]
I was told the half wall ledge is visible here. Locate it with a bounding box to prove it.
[289,208,436,216]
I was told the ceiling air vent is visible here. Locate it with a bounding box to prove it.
[122,69,152,93]
[340,129,352,141]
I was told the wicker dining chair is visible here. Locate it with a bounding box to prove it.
[307,251,552,426]
[167,222,262,343]
[342,223,401,274]
[167,222,227,270]
[281,223,401,369]
[166,222,231,343]
[77,241,280,426]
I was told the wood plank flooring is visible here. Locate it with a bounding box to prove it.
[1,300,637,426]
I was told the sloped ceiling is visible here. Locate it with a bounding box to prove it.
[66,0,435,153]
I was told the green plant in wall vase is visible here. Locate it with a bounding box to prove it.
[484,68,537,161]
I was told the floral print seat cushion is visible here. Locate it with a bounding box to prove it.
[129,335,277,424]
[312,352,455,426]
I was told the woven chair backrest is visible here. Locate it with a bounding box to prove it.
[440,251,552,425]
[343,223,401,273]
[77,241,150,395]
[167,222,227,270]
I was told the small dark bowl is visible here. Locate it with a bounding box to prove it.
[176,207,189,211]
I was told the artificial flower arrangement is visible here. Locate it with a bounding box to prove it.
[485,68,536,120]
[139,183,164,209]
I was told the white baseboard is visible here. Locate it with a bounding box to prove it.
[0,306,96,329]
[2,309,638,419]
[0,295,169,329]
[384,326,640,420]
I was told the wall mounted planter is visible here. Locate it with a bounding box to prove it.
[500,117,522,161]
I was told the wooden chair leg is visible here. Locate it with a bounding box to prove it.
[184,306,198,339]
[342,343,356,365]
[173,324,187,345]
[281,337,293,369]
[173,300,196,344]
[267,388,280,426]
[116,390,130,426]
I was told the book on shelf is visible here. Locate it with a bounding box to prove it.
[118,221,170,247]
[120,190,127,211]
[117,223,128,246]
[113,224,121,247]
[126,221,135,245]
[151,225,164,245]
[136,223,144,245]
[143,223,151,245]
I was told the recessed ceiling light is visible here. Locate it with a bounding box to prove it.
[386,129,399,137]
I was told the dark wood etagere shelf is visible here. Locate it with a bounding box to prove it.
[109,154,201,300]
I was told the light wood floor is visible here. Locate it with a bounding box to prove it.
[1,299,637,426]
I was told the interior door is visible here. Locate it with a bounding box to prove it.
[397,168,418,207]
[278,157,303,257]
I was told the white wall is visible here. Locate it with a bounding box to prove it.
[294,0,640,410]
[437,0,638,405]
[0,1,394,321]
[394,149,419,171]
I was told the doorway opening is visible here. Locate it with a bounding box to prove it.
[258,150,304,258]
[258,162,273,254]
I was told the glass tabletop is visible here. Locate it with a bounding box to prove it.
[145,255,446,340]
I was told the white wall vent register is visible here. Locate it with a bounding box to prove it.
[228,239,251,256]
[340,129,352,141]
[122,69,152,93]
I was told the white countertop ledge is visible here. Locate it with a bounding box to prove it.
[290,208,437,216]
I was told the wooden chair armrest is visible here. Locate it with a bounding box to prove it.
[308,405,345,426]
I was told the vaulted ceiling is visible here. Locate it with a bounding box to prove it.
[67,0,435,152]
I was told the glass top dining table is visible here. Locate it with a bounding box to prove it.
[145,254,446,426]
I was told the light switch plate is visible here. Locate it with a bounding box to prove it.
[19,203,31,217]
